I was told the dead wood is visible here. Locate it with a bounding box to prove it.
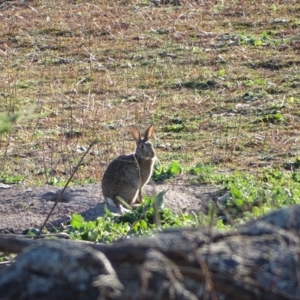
[1,205,300,299]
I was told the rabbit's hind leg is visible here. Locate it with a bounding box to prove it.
[105,197,118,207]
[105,196,133,214]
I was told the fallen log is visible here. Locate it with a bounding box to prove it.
[0,205,300,299]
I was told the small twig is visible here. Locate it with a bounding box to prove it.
[38,139,97,236]
[229,113,242,161]
[36,232,71,239]
[154,189,168,227]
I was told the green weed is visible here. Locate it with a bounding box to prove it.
[153,160,183,181]
[67,192,207,243]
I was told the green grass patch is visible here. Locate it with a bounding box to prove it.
[66,191,228,243]
[62,162,300,242]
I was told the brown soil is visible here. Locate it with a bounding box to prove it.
[0,182,223,233]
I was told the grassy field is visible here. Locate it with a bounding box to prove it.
[0,0,300,226]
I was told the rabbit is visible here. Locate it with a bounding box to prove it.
[102,124,156,211]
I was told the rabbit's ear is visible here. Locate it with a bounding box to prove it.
[130,125,141,142]
[144,125,154,141]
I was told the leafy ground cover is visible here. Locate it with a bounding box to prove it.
[0,0,300,240]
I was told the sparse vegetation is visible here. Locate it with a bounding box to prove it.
[63,162,300,242]
[1,0,300,236]
[66,191,212,243]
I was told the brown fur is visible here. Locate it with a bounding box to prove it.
[102,125,155,207]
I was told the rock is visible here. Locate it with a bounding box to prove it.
[41,187,74,203]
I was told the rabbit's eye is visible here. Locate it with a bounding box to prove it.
[140,144,144,149]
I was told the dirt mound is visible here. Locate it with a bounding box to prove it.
[0,183,223,232]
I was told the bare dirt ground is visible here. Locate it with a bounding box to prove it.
[0,182,223,233]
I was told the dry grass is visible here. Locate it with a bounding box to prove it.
[0,0,299,185]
